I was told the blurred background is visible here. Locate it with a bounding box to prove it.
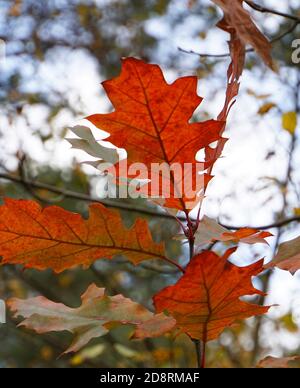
[0,0,300,368]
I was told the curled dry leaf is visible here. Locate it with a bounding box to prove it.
[205,11,242,176]
[0,198,172,272]
[66,125,120,167]
[8,284,176,354]
[154,249,269,343]
[176,216,272,247]
[265,235,300,274]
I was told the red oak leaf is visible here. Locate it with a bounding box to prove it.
[88,57,224,211]
[154,249,269,343]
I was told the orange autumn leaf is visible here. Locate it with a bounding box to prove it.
[8,284,176,354]
[0,198,172,272]
[153,249,269,343]
[87,57,224,211]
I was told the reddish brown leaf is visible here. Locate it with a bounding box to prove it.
[212,0,275,70]
[154,249,269,343]
[8,284,176,354]
[219,228,272,245]
[205,18,242,176]
[184,217,272,246]
[88,57,224,211]
[0,198,173,272]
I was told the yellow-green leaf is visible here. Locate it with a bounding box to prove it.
[293,208,300,216]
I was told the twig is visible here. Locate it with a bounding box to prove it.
[219,216,300,231]
[245,1,300,23]
[18,155,64,205]
[185,212,206,368]
[179,21,299,59]
[0,171,182,220]
[270,21,300,44]
[178,47,231,58]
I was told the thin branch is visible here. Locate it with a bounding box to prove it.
[18,154,64,205]
[1,171,300,231]
[186,212,205,368]
[270,21,300,44]
[178,46,231,58]
[219,216,300,231]
[0,171,181,220]
[179,21,299,59]
[138,262,180,274]
[245,1,300,23]
[159,255,185,273]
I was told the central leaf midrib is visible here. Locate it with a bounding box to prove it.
[199,259,212,343]
[1,230,165,259]
[132,63,187,211]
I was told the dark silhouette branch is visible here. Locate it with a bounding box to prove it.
[245,1,300,23]
[1,171,300,231]
[219,216,300,231]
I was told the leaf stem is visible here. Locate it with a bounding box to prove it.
[201,341,206,369]
[162,256,185,274]
[186,213,206,368]
[193,339,202,368]
[188,236,194,262]
[192,339,206,369]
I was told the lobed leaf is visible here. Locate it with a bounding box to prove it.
[0,198,169,272]
[8,284,176,354]
[265,235,300,274]
[88,57,224,211]
[154,249,269,343]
